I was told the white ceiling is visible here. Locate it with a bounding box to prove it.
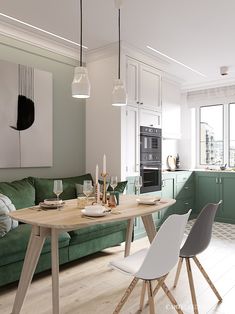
[1,0,235,88]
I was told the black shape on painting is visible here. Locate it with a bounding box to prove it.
[10,95,35,131]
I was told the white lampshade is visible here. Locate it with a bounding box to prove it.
[112,79,127,106]
[72,66,91,98]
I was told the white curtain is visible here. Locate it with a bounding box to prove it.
[187,85,235,108]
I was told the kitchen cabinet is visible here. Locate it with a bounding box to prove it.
[125,106,139,176]
[139,108,161,128]
[126,57,161,111]
[159,171,194,225]
[195,172,235,223]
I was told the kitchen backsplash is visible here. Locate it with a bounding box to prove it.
[162,138,180,170]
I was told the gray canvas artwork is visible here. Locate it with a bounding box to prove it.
[0,60,53,168]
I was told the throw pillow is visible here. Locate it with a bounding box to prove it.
[0,194,18,238]
[107,180,128,193]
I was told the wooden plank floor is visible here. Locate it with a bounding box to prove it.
[0,224,235,314]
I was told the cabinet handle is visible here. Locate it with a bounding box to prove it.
[184,202,189,205]
[184,186,189,190]
[215,178,218,184]
[136,101,140,104]
[149,124,153,127]
[162,180,165,187]
[140,102,143,105]
[219,177,222,184]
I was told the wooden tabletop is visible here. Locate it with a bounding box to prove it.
[8,195,176,230]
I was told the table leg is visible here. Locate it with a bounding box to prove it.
[124,218,134,257]
[141,215,156,243]
[12,226,49,314]
[51,228,60,314]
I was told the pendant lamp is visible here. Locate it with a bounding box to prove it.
[72,0,90,98]
[112,0,127,106]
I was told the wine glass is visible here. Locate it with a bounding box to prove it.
[135,176,142,196]
[110,176,118,191]
[53,180,63,210]
[83,180,93,204]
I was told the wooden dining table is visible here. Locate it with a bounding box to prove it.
[8,195,176,314]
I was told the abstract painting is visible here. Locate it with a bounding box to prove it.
[0,60,53,168]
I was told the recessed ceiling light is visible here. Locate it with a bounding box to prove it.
[147,45,206,78]
[0,12,88,49]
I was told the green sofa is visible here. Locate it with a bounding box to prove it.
[0,174,128,287]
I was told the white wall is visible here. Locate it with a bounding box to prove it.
[161,78,181,169]
[179,93,196,169]
[86,54,124,180]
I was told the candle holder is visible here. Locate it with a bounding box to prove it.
[101,172,108,205]
[95,182,100,204]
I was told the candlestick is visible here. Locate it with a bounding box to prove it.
[101,172,108,205]
[95,182,100,204]
[103,154,106,174]
[95,164,99,184]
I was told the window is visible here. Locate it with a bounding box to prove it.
[200,105,223,165]
[229,103,235,167]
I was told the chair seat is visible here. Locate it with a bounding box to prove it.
[110,248,148,275]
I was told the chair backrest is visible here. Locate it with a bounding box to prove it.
[136,210,191,280]
[180,200,222,257]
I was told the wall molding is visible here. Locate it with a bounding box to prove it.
[0,18,79,60]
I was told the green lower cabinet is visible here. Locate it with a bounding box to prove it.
[219,175,235,223]
[195,172,235,223]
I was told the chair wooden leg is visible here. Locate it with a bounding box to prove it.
[153,275,167,296]
[193,256,222,302]
[139,280,147,311]
[185,258,198,314]
[147,281,155,314]
[161,282,183,314]
[174,257,184,288]
[113,277,139,314]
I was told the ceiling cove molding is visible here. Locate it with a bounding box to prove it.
[87,41,170,69]
[181,77,235,92]
[0,19,79,60]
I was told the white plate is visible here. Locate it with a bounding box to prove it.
[39,202,65,209]
[136,198,159,205]
[81,209,107,217]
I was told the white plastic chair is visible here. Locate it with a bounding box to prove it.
[110,210,191,314]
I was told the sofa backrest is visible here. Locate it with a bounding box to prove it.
[0,178,35,209]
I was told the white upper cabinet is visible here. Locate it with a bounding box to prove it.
[126,57,161,111]
[126,58,139,106]
[139,63,161,111]
[125,105,139,176]
[139,108,161,128]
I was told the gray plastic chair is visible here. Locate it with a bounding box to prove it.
[173,201,223,314]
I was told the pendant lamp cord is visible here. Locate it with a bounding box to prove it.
[118,8,121,79]
[80,0,83,67]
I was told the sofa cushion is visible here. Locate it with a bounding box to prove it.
[0,178,35,209]
[0,224,70,267]
[0,194,18,237]
[30,174,93,204]
[69,220,128,245]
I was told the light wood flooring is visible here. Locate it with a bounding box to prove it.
[0,222,235,314]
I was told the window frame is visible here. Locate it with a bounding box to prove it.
[228,103,235,167]
[197,103,232,168]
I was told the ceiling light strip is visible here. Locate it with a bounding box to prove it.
[147,45,206,78]
[0,12,88,49]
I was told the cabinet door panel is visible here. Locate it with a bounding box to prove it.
[126,58,139,106]
[126,106,139,176]
[195,174,219,214]
[220,176,235,221]
[139,64,161,111]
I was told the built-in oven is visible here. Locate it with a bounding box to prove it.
[140,163,162,193]
[140,126,162,193]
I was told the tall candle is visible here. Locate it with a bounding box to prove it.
[103,154,106,174]
[95,164,99,184]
